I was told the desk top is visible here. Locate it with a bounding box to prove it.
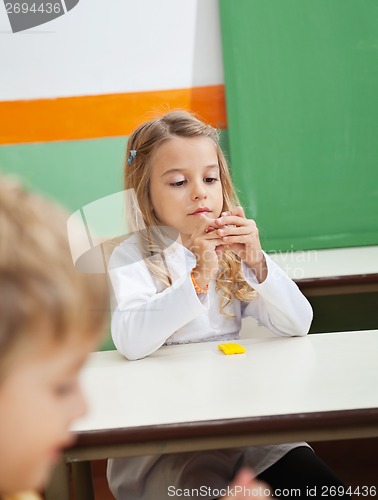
[268,245,378,279]
[73,330,378,444]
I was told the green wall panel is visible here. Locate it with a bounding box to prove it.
[220,0,378,251]
[0,137,126,212]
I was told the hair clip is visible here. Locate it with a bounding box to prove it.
[128,150,137,165]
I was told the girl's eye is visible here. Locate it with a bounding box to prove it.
[204,177,219,184]
[170,180,186,187]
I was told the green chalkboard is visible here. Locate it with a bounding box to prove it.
[0,137,126,212]
[220,0,378,252]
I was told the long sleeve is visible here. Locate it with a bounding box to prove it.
[241,253,313,337]
[108,242,208,360]
[109,240,313,361]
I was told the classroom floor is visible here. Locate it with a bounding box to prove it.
[89,438,378,500]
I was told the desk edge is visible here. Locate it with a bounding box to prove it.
[71,408,378,448]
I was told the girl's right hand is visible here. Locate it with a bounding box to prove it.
[186,213,224,290]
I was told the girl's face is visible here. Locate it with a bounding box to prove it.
[0,334,95,494]
[149,136,224,244]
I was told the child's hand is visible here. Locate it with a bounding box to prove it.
[186,213,224,290]
[215,206,268,283]
[222,468,272,499]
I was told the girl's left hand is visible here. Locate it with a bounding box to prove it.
[215,206,268,283]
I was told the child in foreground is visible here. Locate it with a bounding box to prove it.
[0,177,108,500]
[107,110,350,499]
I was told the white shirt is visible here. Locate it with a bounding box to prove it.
[107,236,313,500]
[108,237,313,361]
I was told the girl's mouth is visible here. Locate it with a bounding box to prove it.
[190,207,211,215]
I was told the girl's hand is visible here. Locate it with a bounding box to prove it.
[222,468,272,499]
[185,213,224,290]
[215,206,268,283]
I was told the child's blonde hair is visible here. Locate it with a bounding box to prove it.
[124,110,255,314]
[0,176,109,379]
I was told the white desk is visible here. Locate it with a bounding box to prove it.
[46,330,378,500]
[268,246,378,296]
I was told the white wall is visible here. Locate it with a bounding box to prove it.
[0,0,224,101]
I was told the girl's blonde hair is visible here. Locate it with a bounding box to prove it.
[124,110,255,314]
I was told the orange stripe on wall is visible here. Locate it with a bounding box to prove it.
[0,85,226,145]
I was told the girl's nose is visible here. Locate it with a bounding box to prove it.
[194,192,207,200]
[192,183,207,200]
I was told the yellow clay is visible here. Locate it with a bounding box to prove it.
[218,343,246,355]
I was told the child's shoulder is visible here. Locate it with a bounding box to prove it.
[107,232,194,273]
[107,234,140,270]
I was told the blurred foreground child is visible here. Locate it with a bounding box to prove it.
[0,177,108,500]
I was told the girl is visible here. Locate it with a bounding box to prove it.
[107,110,350,499]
